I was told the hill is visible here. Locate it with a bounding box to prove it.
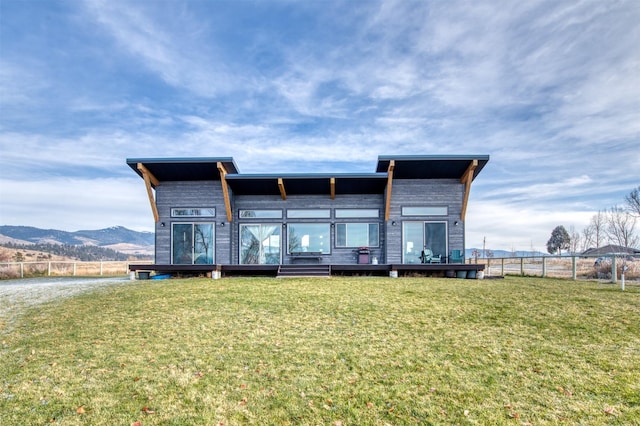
[0,225,154,259]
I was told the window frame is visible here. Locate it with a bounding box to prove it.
[171,207,216,218]
[335,222,380,248]
[401,206,448,216]
[286,223,331,254]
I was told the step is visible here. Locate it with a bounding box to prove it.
[277,264,331,278]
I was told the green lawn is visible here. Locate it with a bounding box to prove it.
[1,277,639,425]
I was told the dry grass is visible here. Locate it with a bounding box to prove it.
[1,276,639,425]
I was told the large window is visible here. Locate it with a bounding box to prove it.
[402,221,447,264]
[336,223,379,247]
[288,223,330,254]
[240,224,281,264]
[172,223,214,264]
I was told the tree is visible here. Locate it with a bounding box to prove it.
[589,211,606,248]
[625,186,640,217]
[546,225,571,255]
[569,225,581,254]
[605,206,638,248]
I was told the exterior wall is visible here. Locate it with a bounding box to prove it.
[385,179,464,263]
[152,178,465,265]
[233,193,385,265]
[154,181,230,264]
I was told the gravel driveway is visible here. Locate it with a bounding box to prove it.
[0,277,131,330]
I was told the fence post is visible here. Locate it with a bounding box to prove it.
[100,262,103,276]
[611,256,617,284]
[48,262,51,276]
[572,256,577,280]
[501,258,505,276]
[520,257,524,276]
[73,262,77,276]
[20,262,24,278]
[542,257,546,278]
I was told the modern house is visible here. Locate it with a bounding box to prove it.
[127,155,489,277]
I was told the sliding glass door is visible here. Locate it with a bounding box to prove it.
[402,221,447,263]
[172,223,214,264]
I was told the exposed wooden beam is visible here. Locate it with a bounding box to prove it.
[330,177,336,200]
[137,163,159,222]
[384,160,395,221]
[460,159,478,221]
[217,162,233,222]
[278,178,287,200]
[137,163,160,187]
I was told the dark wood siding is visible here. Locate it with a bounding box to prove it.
[385,179,464,263]
[233,194,385,265]
[153,179,464,265]
[155,181,230,264]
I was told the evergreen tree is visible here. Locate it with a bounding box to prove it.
[546,225,571,255]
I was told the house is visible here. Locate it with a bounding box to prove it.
[582,245,640,257]
[126,155,489,276]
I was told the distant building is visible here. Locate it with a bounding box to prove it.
[582,245,640,257]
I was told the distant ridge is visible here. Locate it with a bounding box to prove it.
[465,248,548,259]
[0,225,154,255]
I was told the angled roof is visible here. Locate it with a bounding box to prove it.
[376,155,489,180]
[126,157,239,183]
[225,173,388,196]
[581,245,640,256]
[126,155,489,195]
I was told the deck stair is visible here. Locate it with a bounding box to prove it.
[277,264,331,278]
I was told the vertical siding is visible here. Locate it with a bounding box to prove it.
[234,194,385,265]
[153,178,465,265]
[385,179,464,263]
[155,181,230,264]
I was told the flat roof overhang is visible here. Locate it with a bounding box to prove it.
[126,158,239,187]
[225,173,388,196]
[376,155,489,181]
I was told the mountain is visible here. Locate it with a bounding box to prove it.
[0,225,154,255]
[465,248,547,259]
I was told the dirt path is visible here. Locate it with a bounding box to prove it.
[0,277,131,332]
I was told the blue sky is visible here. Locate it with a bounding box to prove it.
[1,0,638,251]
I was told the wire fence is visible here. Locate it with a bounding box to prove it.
[1,255,638,283]
[470,254,639,283]
[0,261,131,279]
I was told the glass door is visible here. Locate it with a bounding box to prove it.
[240,224,281,264]
[402,221,447,263]
[172,223,214,264]
[425,222,447,261]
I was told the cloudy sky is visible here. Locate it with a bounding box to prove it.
[1,0,638,251]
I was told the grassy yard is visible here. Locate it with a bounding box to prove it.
[1,277,638,425]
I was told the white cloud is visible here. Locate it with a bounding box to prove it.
[0,177,154,232]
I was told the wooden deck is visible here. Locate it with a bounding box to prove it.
[128,263,485,278]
